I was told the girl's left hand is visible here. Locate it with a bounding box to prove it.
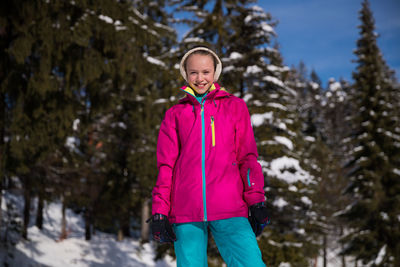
[248,202,270,237]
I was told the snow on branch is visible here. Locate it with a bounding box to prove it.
[263,76,284,87]
[264,156,313,184]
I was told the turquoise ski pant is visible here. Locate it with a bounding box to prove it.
[173,217,265,267]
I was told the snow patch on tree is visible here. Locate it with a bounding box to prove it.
[265,156,312,184]
[251,112,273,127]
[274,136,293,150]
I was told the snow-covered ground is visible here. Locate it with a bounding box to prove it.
[1,192,359,267]
[1,193,175,267]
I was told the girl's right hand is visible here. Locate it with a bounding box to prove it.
[147,214,177,243]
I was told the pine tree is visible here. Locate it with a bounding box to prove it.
[222,3,277,97]
[1,0,80,238]
[0,0,177,241]
[315,78,353,266]
[63,0,177,240]
[341,1,400,265]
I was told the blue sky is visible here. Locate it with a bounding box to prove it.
[260,0,400,87]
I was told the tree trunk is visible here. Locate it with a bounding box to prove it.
[22,187,31,239]
[84,208,92,240]
[35,194,44,229]
[340,226,346,267]
[117,229,124,241]
[141,199,150,242]
[323,234,327,267]
[122,213,130,238]
[60,196,67,240]
[0,91,5,235]
[0,181,2,235]
[240,79,244,99]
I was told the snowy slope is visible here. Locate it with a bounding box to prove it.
[1,193,175,267]
[1,192,359,267]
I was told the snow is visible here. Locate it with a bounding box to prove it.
[310,82,320,90]
[73,119,80,131]
[288,185,298,192]
[65,136,81,153]
[304,136,315,142]
[301,196,312,206]
[223,65,235,73]
[154,98,168,104]
[267,65,289,73]
[111,122,127,129]
[267,102,287,111]
[145,55,166,68]
[245,65,263,75]
[329,81,341,92]
[265,156,312,184]
[244,15,253,24]
[98,15,113,24]
[260,22,275,34]
[98,15,127,31]
[229,52,243,60]
[374,245,386,265]
[263,76,284,87]
[183,37,205,43]
[274,136,293,150]
[273,197,288,208]
[243,93,253,103]
[380,212,389,221]
[268,239,302,248]
[1,196,175,267]
[251,112,273,127]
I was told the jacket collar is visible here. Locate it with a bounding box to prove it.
[179,83,230,105]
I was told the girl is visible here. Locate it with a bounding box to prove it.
[148,46,269,267]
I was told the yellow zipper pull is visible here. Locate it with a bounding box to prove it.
[211,116,215,147]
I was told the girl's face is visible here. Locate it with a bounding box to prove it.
[186,54,215,95]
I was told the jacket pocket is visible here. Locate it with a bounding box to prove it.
[210,116,215,147]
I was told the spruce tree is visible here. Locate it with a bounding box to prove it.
[222,3,277,97]
[341,1,400,265]
[314,78,353,266]
[1,0,80,238]
[63,0,177,240]
[0,0,176,241]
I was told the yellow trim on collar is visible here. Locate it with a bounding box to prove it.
[183,83,217,96]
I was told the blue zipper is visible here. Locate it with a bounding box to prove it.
[201,101,207,221]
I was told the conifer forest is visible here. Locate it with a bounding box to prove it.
[0,0,399,266]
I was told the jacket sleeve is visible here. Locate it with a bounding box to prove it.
[152,108,180,216]
[235,99,266,206]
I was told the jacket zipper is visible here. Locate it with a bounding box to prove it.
[210,116,215,147]
[201,102,207,221]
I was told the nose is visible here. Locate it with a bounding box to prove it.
[197,73,205,81]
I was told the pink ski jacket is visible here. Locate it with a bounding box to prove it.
[152,83,265,224]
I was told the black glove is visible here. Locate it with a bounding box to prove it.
[146,213,177,243]
[248,202,270,237]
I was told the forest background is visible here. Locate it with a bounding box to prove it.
[0,0,399,266]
